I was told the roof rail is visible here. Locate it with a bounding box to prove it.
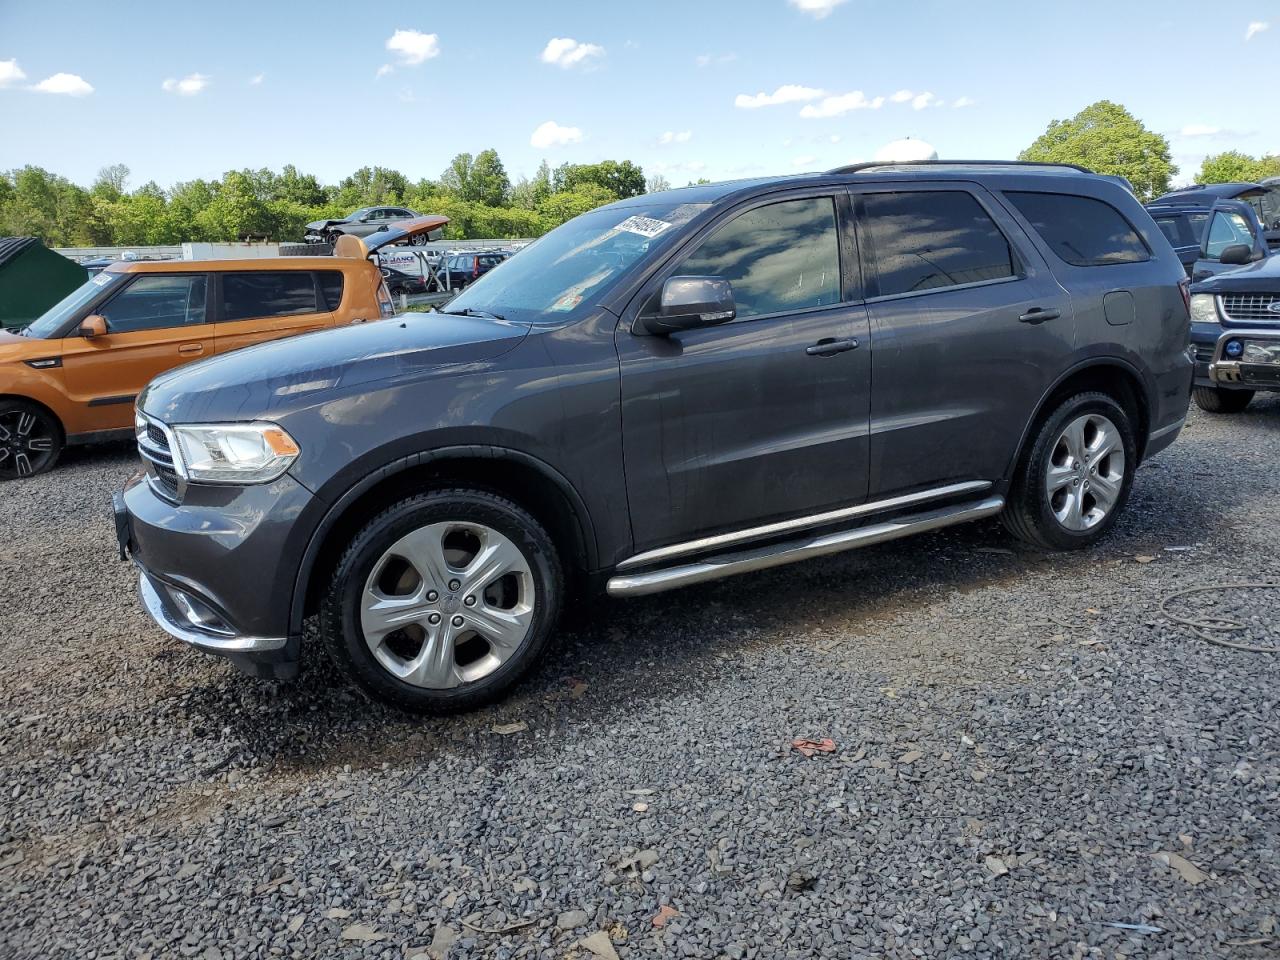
[826,159,1094,175]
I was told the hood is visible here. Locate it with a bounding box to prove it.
[305,217,350,231]
[1191,254,1280,294]
[0,329,41,361]
[140,312,531,424]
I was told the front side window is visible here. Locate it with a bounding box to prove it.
[863,191,1015,297]
[675,197,840,319]
[100,274,207,334]
[1005,191,1149,266]
[220,272,317,322]
[1204,210,1256,259]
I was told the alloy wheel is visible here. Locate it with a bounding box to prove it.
[0,409,56,478]
[1045,413,1125,531]
[359,521,535,688]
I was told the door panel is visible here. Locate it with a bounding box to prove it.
[856,185,1074,496]
[59,273,213,433]
[617,193,871,553]
[214,271,334,354]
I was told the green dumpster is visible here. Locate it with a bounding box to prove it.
[0,237,90,331]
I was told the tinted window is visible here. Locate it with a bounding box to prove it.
[1154,216,1195,248]
[100,274,207,334]
[1204,210,1256,259]
[863,191,1015,297]
[1005,191,1148,266]
[676,197,840,319]
[221,272,317,322]
[319,271,344,310]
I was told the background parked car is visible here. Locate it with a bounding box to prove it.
[1189,199,1272,281]
[304,206,436,246]
[1188,252,1280,413]
[380,265,429,297]
[436,251,510,289]
[1145,203,1211,277]
[1152,182,1280,252]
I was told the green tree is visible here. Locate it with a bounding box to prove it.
[92,163,131,201]
[1196,151,1280,184]
[510,160,553,210]
[194,171,274,240]
[537,183,617,227]
[553,160,646,199]
[274,164,327,206]
[468,149,511,206]
[646,173,672,193]
[1019,100,1175,201]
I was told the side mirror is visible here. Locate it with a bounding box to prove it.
[79,314,107,338]
[1218,243,1253,266]
[641,276,736,336]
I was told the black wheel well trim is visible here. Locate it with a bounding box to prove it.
[0,393,66,441]
[287,444,599,636]
[1004,357,1153,483]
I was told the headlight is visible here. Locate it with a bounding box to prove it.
[1189,293,1219,325]
[170,422,300,484]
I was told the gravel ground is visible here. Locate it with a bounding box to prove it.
[1,401,1278,960]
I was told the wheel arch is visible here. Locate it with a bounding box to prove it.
[290,445,598,636]
[1005,359,1151,484]
[0,393,67,441]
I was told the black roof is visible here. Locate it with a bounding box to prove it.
[0,237,38,269]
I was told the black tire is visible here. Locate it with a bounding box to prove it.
[326,229,345,247]
[321,488,563,714]
[1192,385,1253,414]
[409,233,428,247]
[0,399,64,480]
[1003,392,1137,551]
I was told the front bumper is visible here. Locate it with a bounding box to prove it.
[1209,329,1280,391]
[116,472,315,679]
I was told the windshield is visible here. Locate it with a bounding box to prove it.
[22,271,121,338]
[446,202,709,323]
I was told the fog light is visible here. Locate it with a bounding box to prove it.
[1224,340,1244,359]
[169,588,233,635]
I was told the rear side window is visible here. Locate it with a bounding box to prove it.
[1005,191,1149,266]
[862,191,1015,297]
[318,271,344,310]
[1154,216,1195,248]
[677,196,840,319]
[221,272,318,322]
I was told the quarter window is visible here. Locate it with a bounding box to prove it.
[676,197,840,319]
[318,271,344,310]
[1005,191,1149,266]
[100,274,207,334]
[1203,210,1256,259]
[863,191,1015,297]
[221,272,318,322]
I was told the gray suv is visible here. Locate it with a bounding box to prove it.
[116,162,1193,713]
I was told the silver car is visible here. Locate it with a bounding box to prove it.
[303,206,429,245]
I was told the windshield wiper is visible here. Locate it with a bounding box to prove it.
[440,307,507,322]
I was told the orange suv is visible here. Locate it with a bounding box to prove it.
[0,216,446,479]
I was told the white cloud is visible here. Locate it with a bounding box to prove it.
[890,89,914,103]
[162,73,209,96]
[829,134,842,143]
[249,73,264,86]
[386,29,440,65]
[734,84,825,109]
[911,91,937,110]
[799,90,884,118]
[32,72,93,96]
[792,154,818,167]
[530,120,583,149]
[1245,21,1269,41]
[953,96,975,108]
[541,37,604,68]
[0,59,27,87]
[376,63,394,78]
[1181,124,1220,137]
[659,130,693,145]
[788,0,848,19]
[695,52,737,67]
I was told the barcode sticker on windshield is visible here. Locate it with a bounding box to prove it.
[615,215,672,239]
[91,273,115,286]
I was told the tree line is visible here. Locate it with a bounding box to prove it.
[0,153,664,247]
[2,102,1277,247]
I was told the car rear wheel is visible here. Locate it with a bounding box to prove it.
[0,400,63,480]
[1003,392,1136,551]
[1193,386,1253,414]
[409,234,428,247]
[321,489,563,714]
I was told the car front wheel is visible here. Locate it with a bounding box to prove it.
[1003,392,1136,551]
[0,400,63,480]
[321,489,563,714]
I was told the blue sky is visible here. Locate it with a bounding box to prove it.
[0,0,1276,192]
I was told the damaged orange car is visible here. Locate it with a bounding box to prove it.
[0,216,447,479]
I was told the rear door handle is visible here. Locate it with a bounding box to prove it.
[178,343,204,356]
[805,337,858,357]
[1018,308,1061,324]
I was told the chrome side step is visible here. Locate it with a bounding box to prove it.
[607,495,1005,597]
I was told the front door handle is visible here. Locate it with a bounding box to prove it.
[805,337,858,357]
[1018,308,1061,324]
[178,343,204,356]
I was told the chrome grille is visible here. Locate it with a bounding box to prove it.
[1220,293,1280,323]
[136,416,180,497]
